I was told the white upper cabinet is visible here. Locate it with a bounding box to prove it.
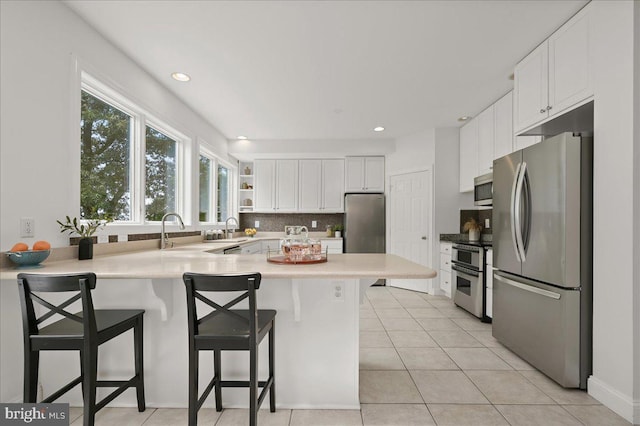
[459,119,478,192]
[493,91,514,160]
[298,159,345,212]
[321,159,345,211]
[514,5,592,133]
[254,159,298,212]
[514,41,549,131]
[298,159,323,211]
[345,156,385,193]
[254,159,276,211]
[477,105,495,176]
[275,159,298,212]
[548,7,591,115]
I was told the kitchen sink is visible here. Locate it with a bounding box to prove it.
[205,238,247,243]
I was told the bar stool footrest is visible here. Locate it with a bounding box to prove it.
[41,376,83,403]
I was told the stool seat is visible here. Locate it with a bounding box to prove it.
[196,309,276,348]
[31,309,145,348]
[18,273,145,426]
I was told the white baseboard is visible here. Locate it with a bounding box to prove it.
[588,375,638,424]
[387,279,431,294]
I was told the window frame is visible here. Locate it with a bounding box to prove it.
[80,72,190,226]
[199,146,236,225]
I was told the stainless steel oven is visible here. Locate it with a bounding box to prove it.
[452,243,484,318]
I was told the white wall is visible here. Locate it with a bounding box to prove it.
[588,1,638,423]
[633,1,640,420]
[0,1,229,251]
[386,128,472,291]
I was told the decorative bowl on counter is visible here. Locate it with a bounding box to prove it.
[6,250,50,267]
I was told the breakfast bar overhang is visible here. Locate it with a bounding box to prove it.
[0,245,436,409]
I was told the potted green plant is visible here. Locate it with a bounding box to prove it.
[57,216,109,260]
[462,218,482,242]
[332,224,344,238]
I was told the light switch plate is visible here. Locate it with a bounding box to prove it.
[312,220,317,228]
[255,221,260,228]
[485,218,491,229]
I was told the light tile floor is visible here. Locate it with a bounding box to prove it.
[72,286,630,425]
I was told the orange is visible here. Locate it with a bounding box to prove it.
[11,242,29,252]
[33,240,51,251]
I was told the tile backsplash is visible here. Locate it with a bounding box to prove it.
[239,213,344,233]
[459,209,492,235]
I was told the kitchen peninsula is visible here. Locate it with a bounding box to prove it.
[0,243,435,409]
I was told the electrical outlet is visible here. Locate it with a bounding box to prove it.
[118,234,128,242]
[254,221,260,228]
[20,217,34,237]
[311,220,317,228]
[98,235,108,244]
[332,281,345,301]
[485,218,491,229]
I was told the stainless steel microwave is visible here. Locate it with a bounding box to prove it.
[474,172,493,206]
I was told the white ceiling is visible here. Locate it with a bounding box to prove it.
[65,0,588,141]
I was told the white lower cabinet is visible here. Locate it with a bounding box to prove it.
[486,248,493,318]
[439,242,453,297]
[321,238,343,254]
[261,239,281,254]
[240,241,261,254]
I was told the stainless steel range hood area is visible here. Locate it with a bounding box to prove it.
[518,101,593,137]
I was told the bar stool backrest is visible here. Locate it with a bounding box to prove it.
[17,273,98,340]
[182,272,262,340]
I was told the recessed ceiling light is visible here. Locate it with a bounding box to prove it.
[171,72,191,82]
[374,126,385,132]
[458,116,471,122]
[237,136,248,140]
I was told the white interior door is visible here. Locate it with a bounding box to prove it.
[388,169,433,293]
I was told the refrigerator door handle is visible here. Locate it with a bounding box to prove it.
[514,161,527,262]
[510,162,522,262]
[494,273,561,300]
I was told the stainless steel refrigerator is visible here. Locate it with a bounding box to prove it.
[344,193,385,254]
[492,132,592,389]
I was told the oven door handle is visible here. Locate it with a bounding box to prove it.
[452,264,480,278]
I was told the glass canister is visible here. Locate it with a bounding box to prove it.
[282,226,310,261]
[309,239,322,260]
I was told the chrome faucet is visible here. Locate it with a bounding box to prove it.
[161,212,185,249]
[225,216,239,239]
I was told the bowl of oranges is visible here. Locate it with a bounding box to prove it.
[7,241,51,267]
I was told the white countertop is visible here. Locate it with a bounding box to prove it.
[0,242,436,280]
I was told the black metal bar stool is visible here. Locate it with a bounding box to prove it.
[17,273,145,426]
[183,272,276,426]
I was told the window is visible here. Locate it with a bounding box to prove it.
[80,75,188,224]
[199,156,212,222]
[217,164,230,222]
[199,151,233,223]
[80,91,133,220]
[145,126,177,221]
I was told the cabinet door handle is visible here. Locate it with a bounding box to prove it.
[421,236,427,240]
[546,105,553,111]
[540,108,546,113]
